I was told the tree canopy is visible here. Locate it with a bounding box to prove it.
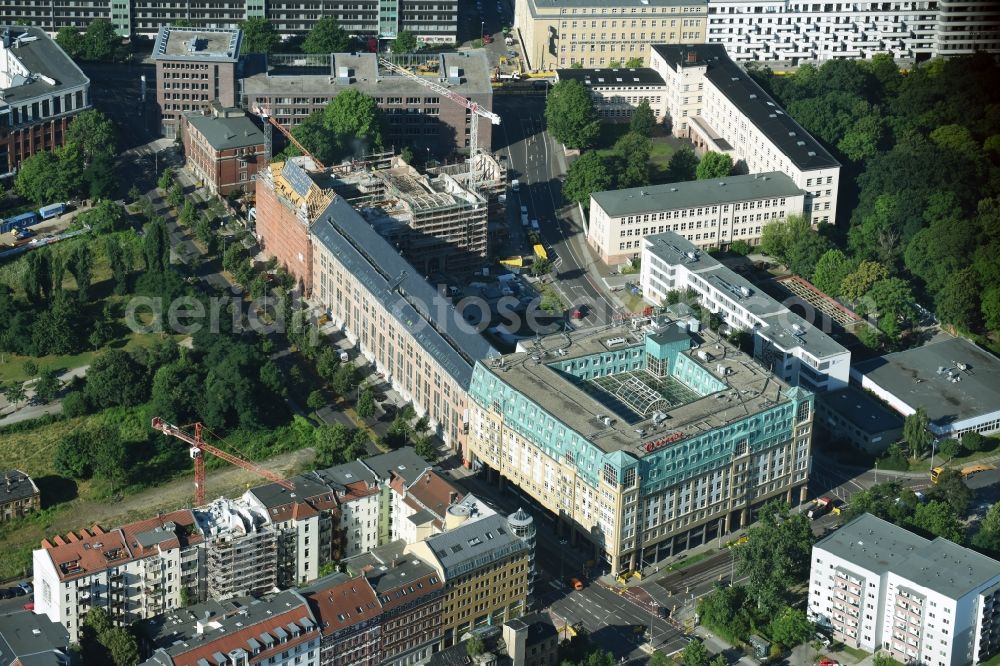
[392,31,419,54]
[289,91,384,163]
[695,152,733,180]
[759,215,830,279]
[629,100,656,137]
[302,17,351,53]
[545,79,600,149]
[240,18,279,54]
[562,152,612,208]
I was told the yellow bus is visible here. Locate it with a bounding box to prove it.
[931,464,996,483]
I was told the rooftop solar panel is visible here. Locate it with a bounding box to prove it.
[282,160,314,198]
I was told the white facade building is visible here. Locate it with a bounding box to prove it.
[641,231,850,392]
[705,0,1000,64]
[588,171,805,265]
[554,67,669,121]
[809,514,1000,666]
[650,43,841,224]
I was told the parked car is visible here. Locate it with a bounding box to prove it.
[18,582,32,593]
[569,577,584,590]
[11,587,26,597]
[0,589,14,599]
[23,602,35,611]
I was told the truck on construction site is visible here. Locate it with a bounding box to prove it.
[808,496,835,520]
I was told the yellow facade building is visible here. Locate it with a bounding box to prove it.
[513,0,707,71]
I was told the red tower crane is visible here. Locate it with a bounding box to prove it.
[150,417,295,506]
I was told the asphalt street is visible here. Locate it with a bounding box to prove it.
[494,94,621,326]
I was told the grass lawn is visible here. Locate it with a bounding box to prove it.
[980,652,1000,666]
[594,123,679,183]
[0,331,180,384]
[906,442,1000,473]
[835,644,871,663]
[649,136,678,181]
[667,548,715,571]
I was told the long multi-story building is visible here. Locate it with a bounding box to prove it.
[588,172,805,265]
[311,195,499,450]
[513,0,707,70]
[242,52,492,158]
[33,510,205,642]
[808,513,1000,666]
[554,67,669,122]
[140,590,321,666]
[465,319,814,575]
[152,26,241,139]
[0,0,458,43]
[706,0,1000,64]
[0,26,90,179]
[640,231,850,392]
[650,43,841,224]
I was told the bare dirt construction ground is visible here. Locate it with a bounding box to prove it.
[0,448,316,582]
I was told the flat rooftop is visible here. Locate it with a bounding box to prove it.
[529,0,705,10]
[183,112,266,151]
[818,513,1000,600]
[479,321,793,457]
[556,67,666,88]
[0,26,89,106]
[854,336,1000,427]
[152,26,242,62]
[652,44,839,172]
[817,385,903,436]
[592,172,802,217]
[645,231,848,360]
[244,51,492,97]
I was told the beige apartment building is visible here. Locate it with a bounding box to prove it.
[514,0,707,71]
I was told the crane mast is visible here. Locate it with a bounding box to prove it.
[253,106,327,169]
[377,57,501,185]
[151,417,295,506]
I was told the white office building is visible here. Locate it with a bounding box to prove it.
[705,0,1000,65]
[809,513,1000,666]
[650,43,841,224]
[641,231,850,392]
[588,171,805,265]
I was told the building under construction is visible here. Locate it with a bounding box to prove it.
[195,498,279,601]
[255,154,505,288]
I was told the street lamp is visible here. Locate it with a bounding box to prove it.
[481,20,485,40]
[930,439,938,473]
[874,459,879,484]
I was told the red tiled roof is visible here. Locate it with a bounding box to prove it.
[164,606,316,666]
[404,470,463,521]
[304,575,382,634]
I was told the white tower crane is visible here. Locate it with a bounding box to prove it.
[378,57,501,185]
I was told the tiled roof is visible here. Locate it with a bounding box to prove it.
[300,573,382,635]
[404,470,463,522]
[0,469,38,504]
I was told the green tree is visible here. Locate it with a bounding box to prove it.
[100,627,141,666]
[55,430,94,478]
[903,407,933,458]
[624,56,644,68]
[83,19,119,61]
[649,651,671,666]
[962,431,989,453]
[562,152,612,208]
[928,468,972,515]
[332,362,357,397]
[681,638,710,666]
[67,244,93,299]
[414,435,438,462]
[240,17,279,54]
[611,131,651,189]
[697,584,752,640]
[545,79,600,149]
[734,500,814,614]
[22,361,38,377]
[149,360,203,424]
[936,268,982,331]
[65,109,116,168]
[314,423,351,467]
[840,261,889,302]
[85,350,150,408]
[531,256,552,276]
[811,249,854,297]
[104,237,130,294]
[665,147,698,183]
[34,369,61,404]
[157,168,174,192]
[167,182,185,209]
[32,292,87,355]
[62,391,90,417]
[629,100,656,137]
[973,503,1000,555]
[302,16,351,53]
[911,500,964,542]
[356,387,376,419]
[287,110,340,165]
[466,635,485,657]
[144,218,171,274]
[307,389,327,412]
[316,347,341,383]
[56,26,85,58]
[3,382,27,408]
[937,438,963,459]
[865,278,917,339]
[759,215,829,278]
[768,607,813,648]
[695,152,734,180]
[323,89,383,153]
[392,30,419,54]
[15,150,66,205]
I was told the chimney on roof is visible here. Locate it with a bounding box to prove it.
[686,51,697,64]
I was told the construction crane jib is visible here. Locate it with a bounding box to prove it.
[378,58,501,178]
[150,417,295,506]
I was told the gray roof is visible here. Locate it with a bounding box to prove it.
[644,231,848,360]
[366,557,438,595]
[424,514,528,579]
[0,611,69,666]
[817,386,903,436]
[361,447,432,484]
[817,513,1000,600]
[152,26,241,62]
[0,26,90,106]
[652,44,839,172]
[854,336,1000,430]
[311,196,498,388]
[246,472,337,510]
[0,469,37,504]
[183,112,266,151]
[592,172,802,218]
[557,67,665,88]
[244,51,493,98]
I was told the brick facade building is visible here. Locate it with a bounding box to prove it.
[152,26,241,139]
[0,26,90,179]
[181,105,267,196]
